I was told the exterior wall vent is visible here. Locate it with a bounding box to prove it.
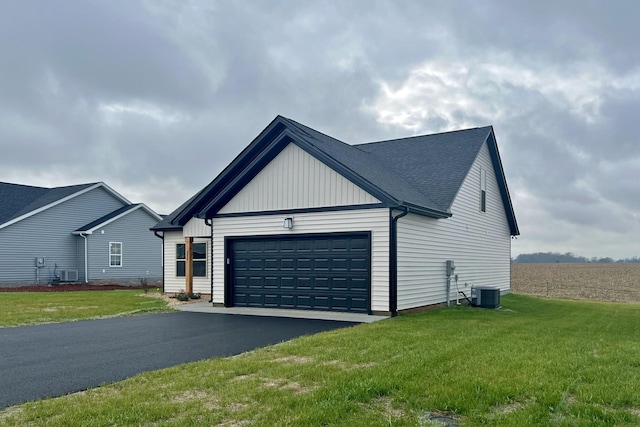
[471,286,500,309]
[59,270,79,282]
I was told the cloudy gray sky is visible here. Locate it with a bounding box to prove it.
[1,0,638,259]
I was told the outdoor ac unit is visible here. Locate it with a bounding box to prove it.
[59,270,79,282]
[471,286,500,309]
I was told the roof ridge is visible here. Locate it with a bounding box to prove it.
[356,125,493,147]
[0,182,48,190]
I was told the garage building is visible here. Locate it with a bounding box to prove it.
[151,116,519,316]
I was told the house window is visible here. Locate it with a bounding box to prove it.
[480,168,487,212]
[109,242,122,267]
[176,242,207,277]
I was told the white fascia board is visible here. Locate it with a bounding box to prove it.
[0,182,105,231]
[98,181,132,205]
[138,203,163,222]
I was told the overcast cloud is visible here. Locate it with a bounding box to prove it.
[1,0,638,259]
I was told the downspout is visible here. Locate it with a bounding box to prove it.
[205,218,213,303]
[389,206,408,317]
[80,233,89,283]
[153,231,164,293]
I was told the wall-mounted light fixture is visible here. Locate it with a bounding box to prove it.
[283,217,293,229]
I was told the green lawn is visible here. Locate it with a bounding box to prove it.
[2,294,640,426]
[0,290,172,327]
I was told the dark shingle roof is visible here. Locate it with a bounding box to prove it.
[0,182,97,226]
[152,116,518,235]
[356,126,493,211]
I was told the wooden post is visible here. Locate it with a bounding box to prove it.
[185,237,193,295]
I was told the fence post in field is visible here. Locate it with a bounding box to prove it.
[546,281,549,298]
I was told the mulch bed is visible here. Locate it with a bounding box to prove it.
[0,283,151,292]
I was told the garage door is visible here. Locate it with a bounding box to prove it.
[228,232,371,313]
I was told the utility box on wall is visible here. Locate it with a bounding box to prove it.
[35,257,46,268]
[471,286,500,309]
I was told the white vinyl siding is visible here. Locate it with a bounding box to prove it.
[212,208,390,312]
[396,142,512,310]
[218,143,380,214]
[163,232,211,294]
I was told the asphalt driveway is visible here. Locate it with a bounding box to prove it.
[0,312,355,409]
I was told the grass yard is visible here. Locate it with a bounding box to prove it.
[0,290,173,327]
[2,294,640,426]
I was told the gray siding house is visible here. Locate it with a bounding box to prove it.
[0,181,162,286]
[152,116,519,316]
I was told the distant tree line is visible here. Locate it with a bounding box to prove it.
[512,252,640,264]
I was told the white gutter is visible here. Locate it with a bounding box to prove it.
[80,233,89,283]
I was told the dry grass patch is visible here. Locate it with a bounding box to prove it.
[322,359,377,370]
[628,407,640,416]
[271,355,315,364]
[512,263,640,302]
[367,396,406,419]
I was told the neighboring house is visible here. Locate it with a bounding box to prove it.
[0,181,163,286]
[152,116,519,315]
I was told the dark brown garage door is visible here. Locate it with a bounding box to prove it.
[228,232,371,313]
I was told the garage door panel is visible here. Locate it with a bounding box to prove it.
[281,259,294,269]
[350,237,368,250]
[280,277,295,288]
[264,241,278,252]
[297,240,312,251]
[230,233,371,313]
[297,258,312,270]
[314,258,330,270]
[297,277,312,289]
[351,258,369,271]
[280,295,295,307]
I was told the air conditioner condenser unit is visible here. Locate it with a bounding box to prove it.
[470,286,500,309]
[59,270,79,282]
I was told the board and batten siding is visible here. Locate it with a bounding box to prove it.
[211,208,390,312]
[0,186,125,284]
[396,141,512,310]
[218,143,380,214]
[85,208,162,283]
[183,217,210,237]
[163,231,211,294]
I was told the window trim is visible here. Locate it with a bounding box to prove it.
[109,242,123,267]
[480,168,487,213]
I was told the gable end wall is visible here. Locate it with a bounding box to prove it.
[218,143,380,214]
[396,141,512,309]
[85,208,162,283]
